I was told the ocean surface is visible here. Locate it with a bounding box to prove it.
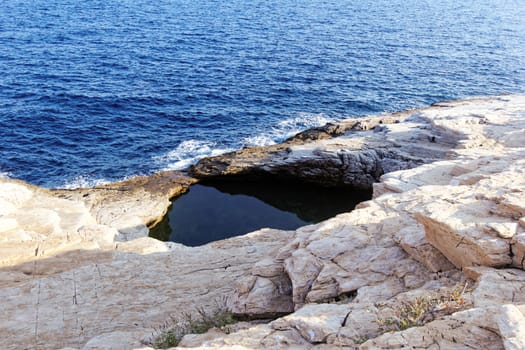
[1,0,524,188]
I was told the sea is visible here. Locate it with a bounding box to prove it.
[1,0,524,188]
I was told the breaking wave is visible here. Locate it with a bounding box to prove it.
[59,175,114,190]
[155,140,235,171]
[242,113,333,147]
[156,113,334,171]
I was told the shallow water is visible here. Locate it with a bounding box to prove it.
[149,182,371,246]
[1,0,524,188]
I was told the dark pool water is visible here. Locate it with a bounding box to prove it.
[149,181,371,246]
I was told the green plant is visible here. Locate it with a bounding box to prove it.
[153,328,180,349]
[355,335,370,345]
[377,296,435,331]
[152,299,237,349]
[440,282,470,312]
[190,305,237,334]
[377,282,471,333]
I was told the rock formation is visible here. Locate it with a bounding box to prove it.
[1,95,524,349]
[189,108,459,189]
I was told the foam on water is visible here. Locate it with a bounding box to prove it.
[155,140,235,171]
[242,113,333,147]
[157,113,334,170]
[59,175,113,190]
[242,134,277,147]
[275,113,334,139]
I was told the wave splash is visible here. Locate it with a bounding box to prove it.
[242,113,333,147]
[154,140,235,171]
[156,113,334,171]
[59,175,113,190]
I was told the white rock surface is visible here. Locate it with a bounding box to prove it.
[497,304,525,350]
[361,306,505,350]
[271,303,349,343]
[2,95,525,349]
[221,95,525,349]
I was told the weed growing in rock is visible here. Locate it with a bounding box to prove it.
[153,328,179,349]
[377,282,472,332]
[355,335,370,345]
[151,298,237,349]
[378,296,435,331]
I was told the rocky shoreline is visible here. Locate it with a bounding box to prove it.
[1,94,524,349]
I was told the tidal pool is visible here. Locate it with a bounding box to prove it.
[149,180,371,246]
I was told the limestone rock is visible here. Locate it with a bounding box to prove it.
[511,234,525,269]
[176,323,311,349]
[0,180,34,215]
[190,111,459,188]
[271,303,349,343]
[81,331,149,350]
[0,227,294,350]
[228,196,438,325]
[497,304,525,350]
[54,171,197,237]
[0,171,195,268]
[2,95,525,349]
[416,199,513,268]
[393,225,455,273]
[465,267,525,308]
[228,232,295,318]
[229,274,294,317]
[284,249,323,308]
[361,307,504,350]
[213,95,525,349]
[329,306,380,347]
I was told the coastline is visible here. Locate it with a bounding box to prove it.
[1,94,524,349]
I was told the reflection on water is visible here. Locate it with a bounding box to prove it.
[149,180,371,246]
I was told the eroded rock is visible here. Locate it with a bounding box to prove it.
[2,95,525,349]
[189,111,460,189]
[271,303,349,343]
[361,307,505,350]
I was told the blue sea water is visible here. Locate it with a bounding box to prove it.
[0,0,524,188]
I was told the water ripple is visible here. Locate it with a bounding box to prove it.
[0,0,524,187]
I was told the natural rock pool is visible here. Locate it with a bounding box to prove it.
[149,180,371,246]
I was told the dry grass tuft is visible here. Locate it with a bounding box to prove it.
[377,282,472,332]
[152,298,237,349]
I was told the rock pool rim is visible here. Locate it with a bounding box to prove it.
[149,177,372,246]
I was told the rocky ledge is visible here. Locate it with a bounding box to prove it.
[1,95,524,349]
